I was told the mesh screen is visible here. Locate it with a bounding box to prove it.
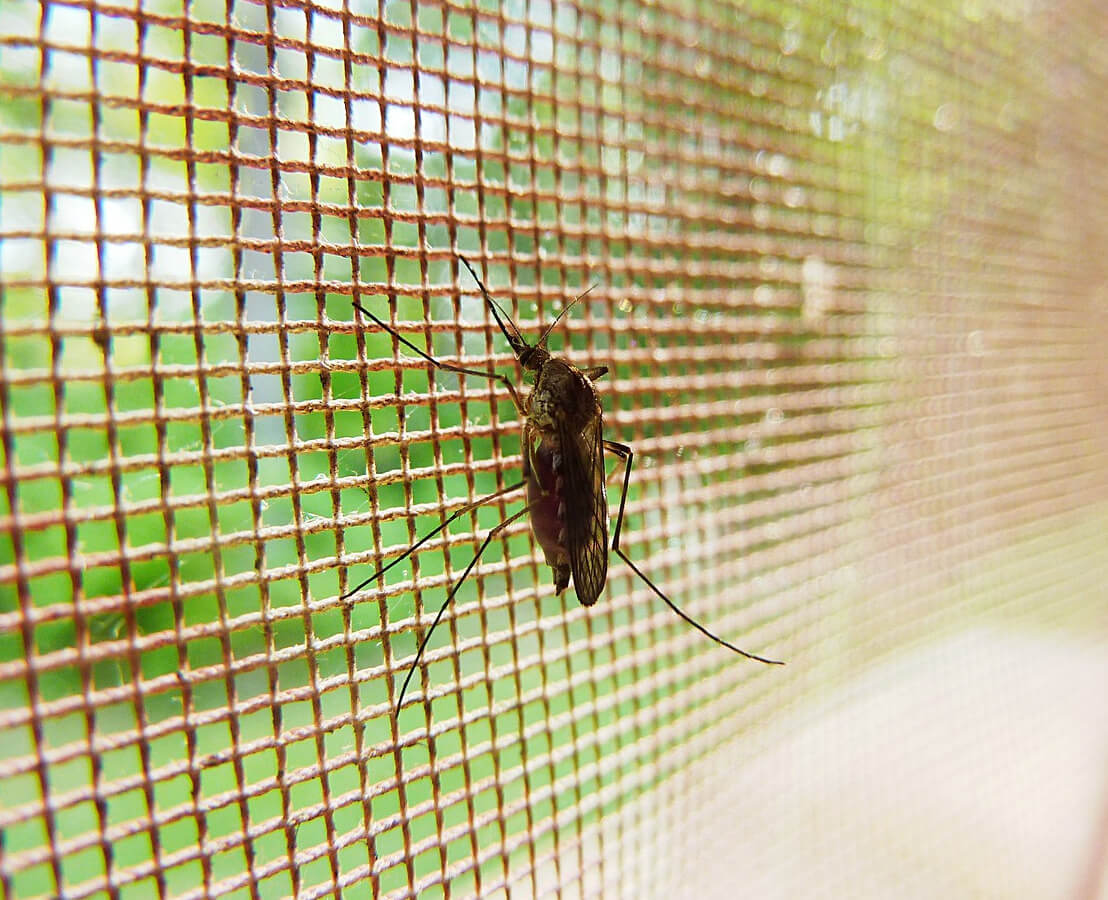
[2,0,1108,898]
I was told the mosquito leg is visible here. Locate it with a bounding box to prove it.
[351,300,525,415]
[396,502,533,713]
[603,440,784,666]
[604,440,634,552]
[340,480,526,601]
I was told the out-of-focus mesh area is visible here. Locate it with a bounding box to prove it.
[2,1,1107,898]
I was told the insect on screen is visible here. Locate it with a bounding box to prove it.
[1,1,1107,899]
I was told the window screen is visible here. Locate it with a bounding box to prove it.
[2,1,1106,898]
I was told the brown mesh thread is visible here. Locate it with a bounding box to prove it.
[2,1,1108,898]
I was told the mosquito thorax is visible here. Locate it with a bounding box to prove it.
[528,358,602,437]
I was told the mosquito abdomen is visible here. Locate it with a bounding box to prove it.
[527,439,571,593]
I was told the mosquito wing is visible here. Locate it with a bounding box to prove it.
[561,415,609,606]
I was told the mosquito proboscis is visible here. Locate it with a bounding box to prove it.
[342,256,783,713]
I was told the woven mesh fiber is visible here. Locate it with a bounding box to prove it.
[2,1,1107,898]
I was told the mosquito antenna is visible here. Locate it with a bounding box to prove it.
[536,283,599,349]
[458,255,528,353]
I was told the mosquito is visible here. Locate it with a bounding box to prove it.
[343,256,783,713]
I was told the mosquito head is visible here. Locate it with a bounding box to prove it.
[517,343,550,372]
